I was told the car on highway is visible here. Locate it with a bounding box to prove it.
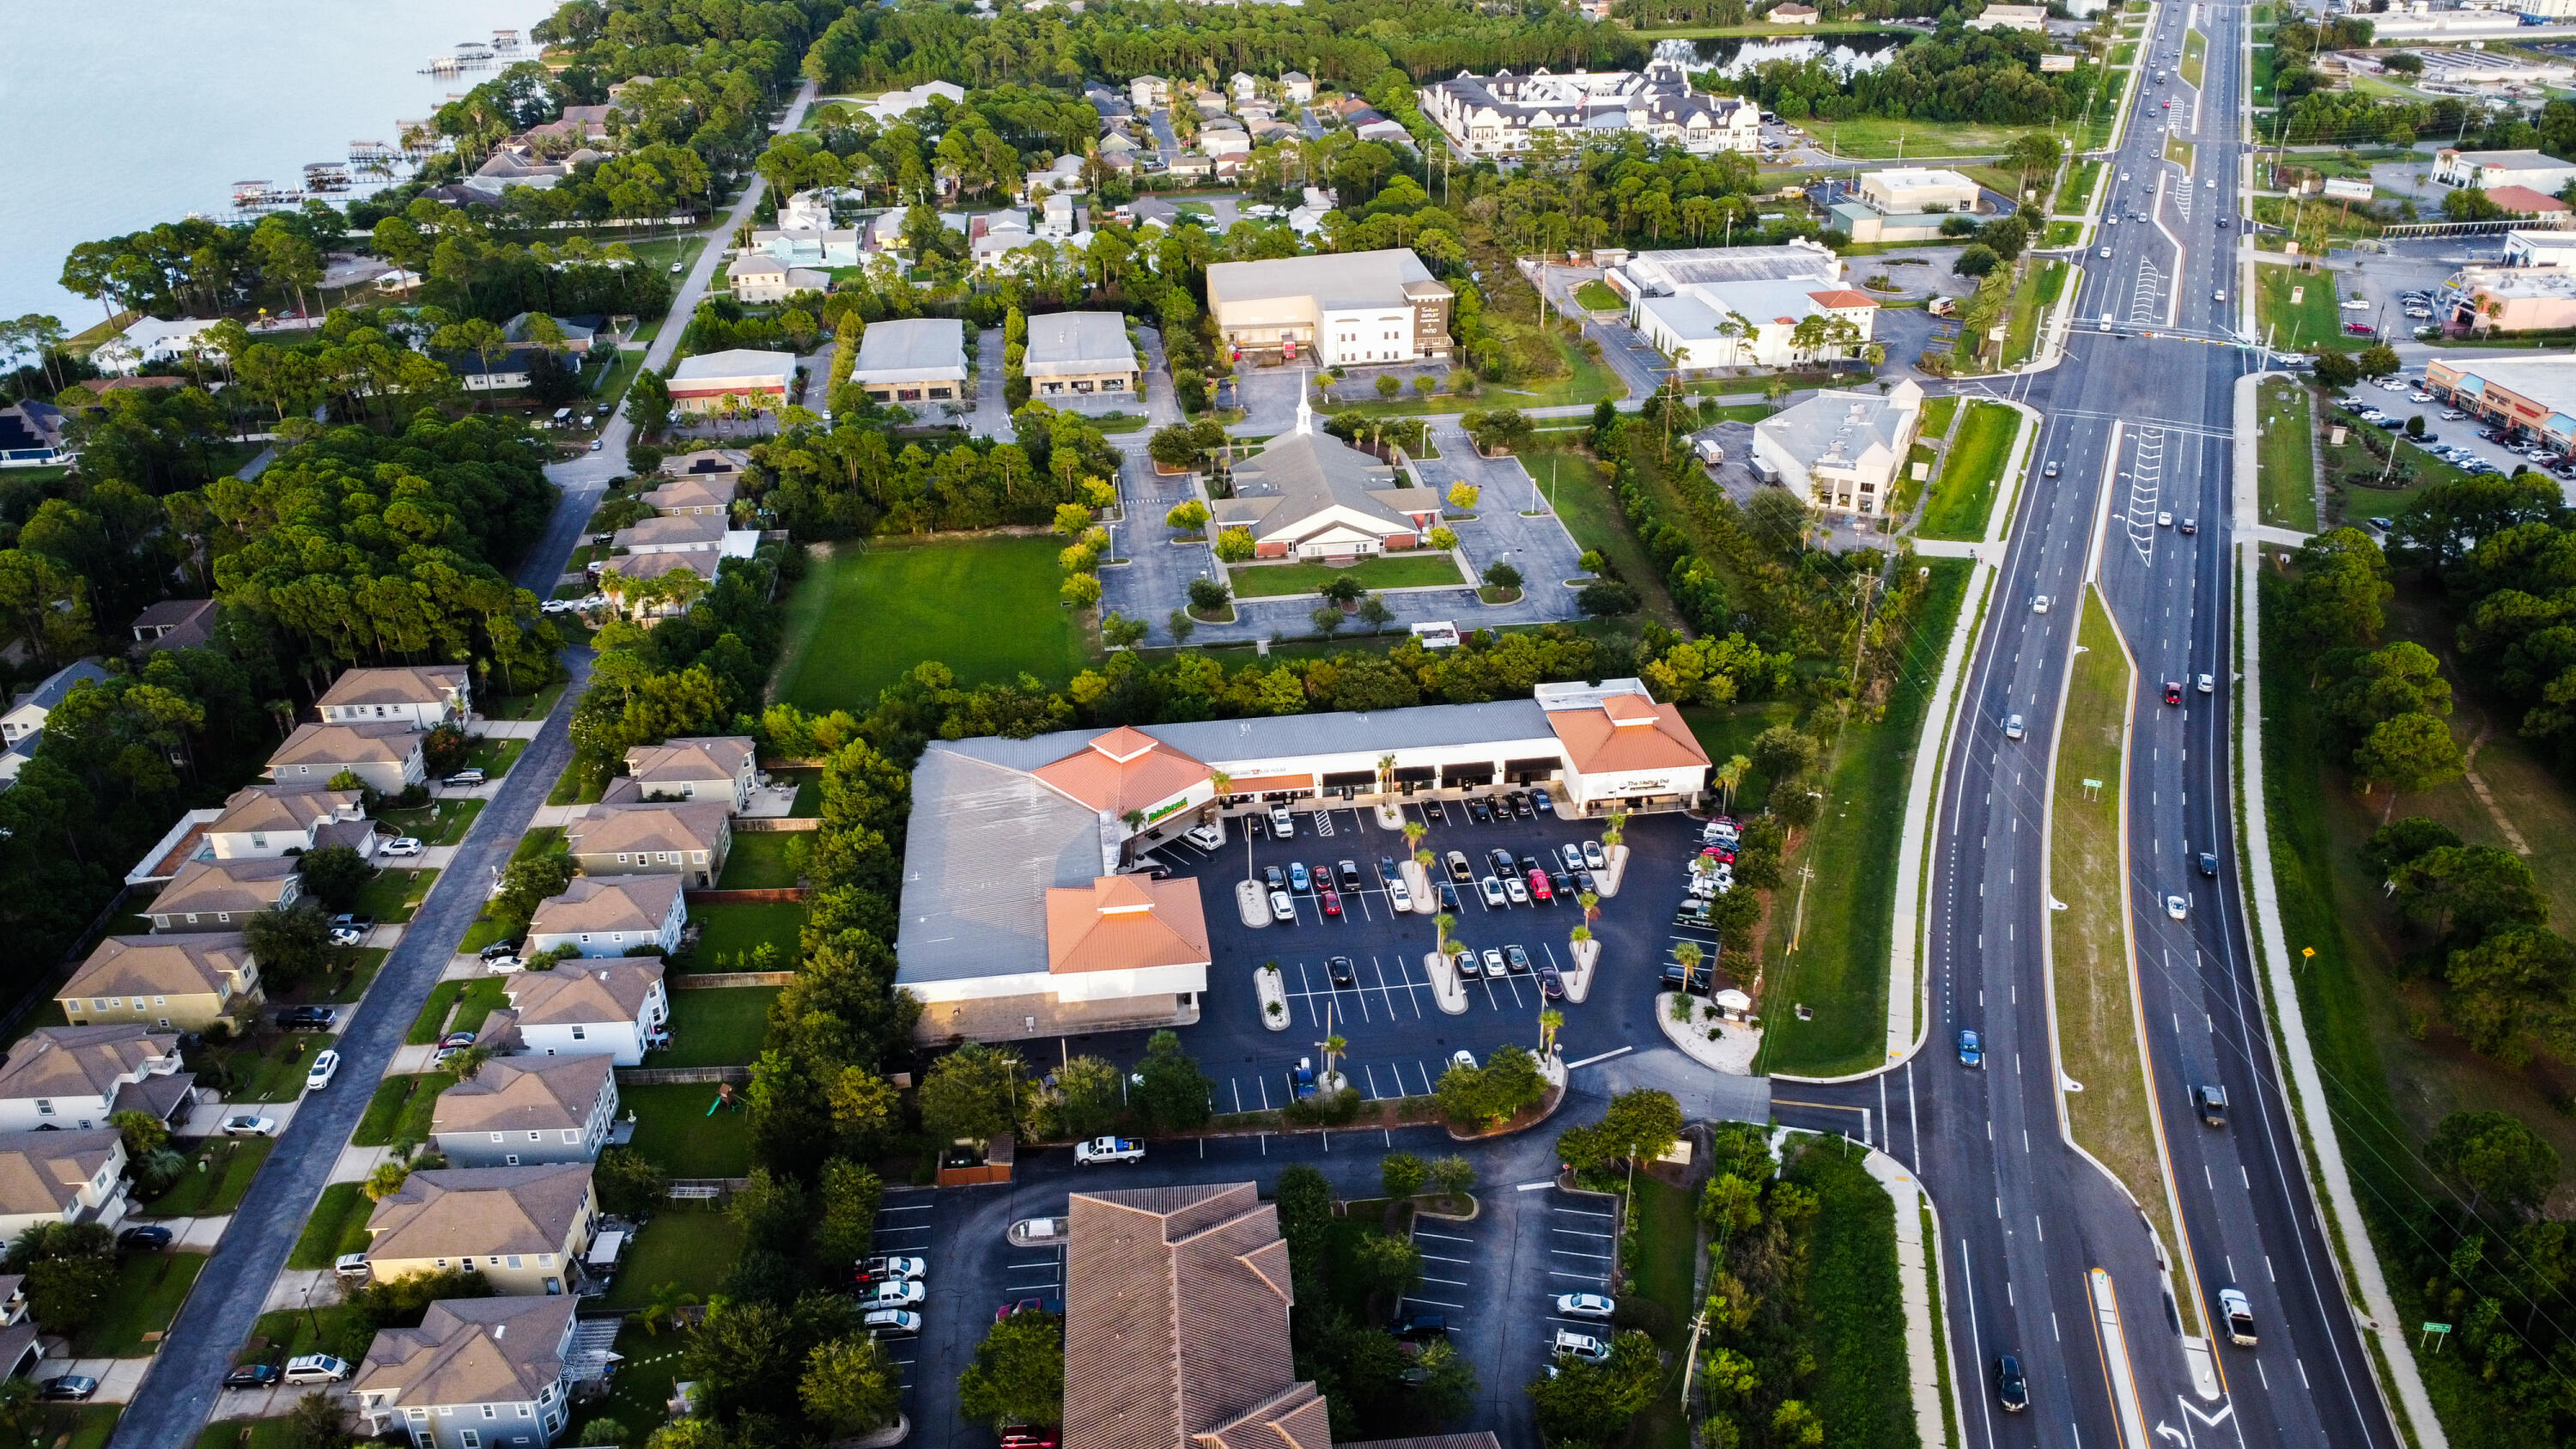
[2199,851,2219,876]
[1959,1029,1983,1068]
[1328,955,1357,989]
[224,1114,278,1136]
[1554,1293,1616,1319]
[2032,594,2050,613]
[2004,714,2024,740]
[1996,1355,2029,1412]
[2099,246,2112,259]
[2166,894,2190,920]
[1269,890,1295,922]
[1075,1136,1145,1166]
[2164,680,2184,705]
[2197,673,2214,693]
[2196,1084,2229,1126]
[2157,511,2173,527]
[2219,1287,2258,1346]
[2178,516,2196,534]
[305,1050,340,1091]
[223,1363,282,1390]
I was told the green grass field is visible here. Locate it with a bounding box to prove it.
[1327,331,1622,416]
[774,536,1089,714]
[593,1206,747,1311]
[1918,401,2019,541]
[1228,555,1465,599]
[351,1072,453,1148]
[1757,559,1974,1075]
[354,867,438,924]
[682,902,805,971]
[653,987,779,1068]
[2257,265,2359,355]
[2165,134,2195,171]
[1807,117,2064,161]
[715,831,804,889]
[1572,280,1624,312]
[622,1082,754,1178]
[1625,1174,1699,1449]
[2256,378,2318,532]
[76,1252,206,1356]
[450,977,512,1035]
[142,1137,274,1218]
[374,797,483,846]
[1526,446,1685,627]
[1788,1138,1914,1449]
[2063,159,2104,216]
[288,1183,376,1270]
[2002,260,2069,368]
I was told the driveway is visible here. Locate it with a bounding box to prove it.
[971,327,1009,440]
[1099,442,1215,644]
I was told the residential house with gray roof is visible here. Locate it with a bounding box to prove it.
[354,1294,583,1449]
[431,1056,618,1168]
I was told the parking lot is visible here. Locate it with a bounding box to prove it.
[1127,799,1729,1114]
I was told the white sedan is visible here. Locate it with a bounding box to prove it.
[2166,894,2190,921]
[223,1114,279,1137]
[1555,1293,1618,1319]
[305,1050,341,1092]
[1479,876,1507,907]
[1269,890,1295,922]
[2032,595,2050,614]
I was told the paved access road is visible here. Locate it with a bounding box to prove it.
[1789,5,2403,1449]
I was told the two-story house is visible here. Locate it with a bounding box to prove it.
[524,877,686,960]
[0,1026,192,1135]
[617,738,755,812]
[141,857,303,933]
[0,660,113,788]
[60,934,259,1030]
[316,666,471,728]
[0,1129,129,1239]
[489,963,668,1066]
[355,1295,582,1449]
[565,804,731,887]
[431,1057,618,1169]
[204,783,375,860]
[269,721,428,796]
[361,1164,600,1295]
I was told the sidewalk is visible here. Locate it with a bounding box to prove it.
[1861,1150,1953,1449]
[2229,371,2448,1449]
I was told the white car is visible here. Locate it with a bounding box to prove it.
[1555,1293,1617,1319]
[333,1253,372,1282]
[2032,594,2050,614]
[1269,806,1294,837]
[1075,1135,1146,1166]
[669,260,684,273]
[2099,247,2112,259]
[2157,512,2174,527]
[1554,1330,1612,1364]
[283,1355,351,1385]
[223,1114,278,1137]
[2166,894,2189,921]
[2197,673,2215,694]
[1452,1049,1478,1071]
[1480,947,1505,978]
[1503,874,1530,904]
[2442,410,2464,421]
[863,1279,927,1309]
[486,955,526,974]
[2410,392,2434,404]
[305,1050,341,1092]
[1479,876,1507,907]
[1269,890,1295,922]
[378,837,423,858]
[1388,878,1413,910]
[2004,714,2025,740]
[1183,823,1224,851]
[864,1309,922,1339]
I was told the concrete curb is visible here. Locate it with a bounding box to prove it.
[1862,1151,1952,1449]
[2229,373,2450,1449]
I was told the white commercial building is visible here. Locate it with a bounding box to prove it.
[1419,59,1759,158]
[1631,278,1880,371]
[851,317,969,405]
[1752,380,1927,519]
[1205,249,1454,366]
[2433,148,2576,193]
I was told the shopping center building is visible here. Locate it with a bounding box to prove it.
[893,679,1710,1042]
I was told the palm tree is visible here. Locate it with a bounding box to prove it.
[1538,1008,1563,1057]
[1570,922,1593,957]
[1432,911,1455,956]
[1716,755,1750,813]
[632,1282,702,1336]
[1402,820,1425,854]
[1376,754,1398,795]
[1674,941,1704,992]
[1322,1032,1347,1089]
[1208,770,1232,808]
[1577,890,1600,927]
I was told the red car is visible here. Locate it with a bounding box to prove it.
[2343,321,2376,337]
[2164,680,2184,705]
[1528,868,1553,902]
[1321,889,1342,916]
[1702,844,1736,865]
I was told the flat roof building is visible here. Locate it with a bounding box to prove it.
[1206,250,1453,367]
[2433,148,2576,194]
[1024,312,1139,399]
[852,318,969,405]
[2425,352,2576,453]
[666,350,794,416]
[1631,277,1879,372]
[1751,379,1927,519]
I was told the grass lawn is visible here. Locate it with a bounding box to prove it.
[1572,280,1624,312]
[143,1137,274,1218]
[1228,555,1465,599]
[355,867,439,924]
[2063,159,2104,216]
[774,536,1088,714]
[2256,378,2318,532]
[450,977,512,1035]
[1920,395,1959,441]
[201,1032,334,1105]
[2165,134,2195,171]
[2257,265,2358,355]
[1623,1173,1698,1449]
[2314,409,2476,527]
[1785,1138,1914,1449]
[46,1407,117,1449]
[622,1082,755,1178]
[1808,117,2064,161]
[406,981,467,1044]
[1682,700,1802,812]
[2002,259,2068,368]
[2042,220,2083,248]
[75,1251,206,1356]
[352,1073,453,1148]
[682,902,805,971]
[1524,446,1684,628]
[1918,401,2019,541]
[374,797,484,847]
[2050,587,2191,1330]
[566,1324,690,1448]
[1756,558,1974,1075]
[465,737,527,777]
[652,987,779,1068]
[480,679,568,721]
[714,831,804,889]
[595,1206,747,1311]
[288,1182,378,1270]
[1332,331,1621,416]
[197,1416,308,1449]
[2180,27,2207,86]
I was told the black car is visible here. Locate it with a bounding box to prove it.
[1662,961,1705,994]
[1378,855,1399,884]
[1425,800,1447,823]
[36,1377,95,1403]
[118,1225,174,1252]
[1327,955,1358,989]
[223,1363,282,1390]
[1467,799,1493,824]
[479,939,525,961]
[1550,870,1574,900]
[1335,860,1361,892]
[1518,854,1541,876]
[1574,870,1598,896]
[1996,1355,2029,1412]
[276,1006,336,1031]
[1437,883,1461,912]
[1265,865,1286,891]
[1389,1312,1449,1340]
[1488,848,1516,875]
[1509,793,1534,819]
[1504,945,1533,976]
[2198,851,2219,877]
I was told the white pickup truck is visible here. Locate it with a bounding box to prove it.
[1074,1135,1145,1166]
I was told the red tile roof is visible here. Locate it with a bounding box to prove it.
[1807,288,1881,309]
[1548,692,1713,775]
[1031,728,1210,815]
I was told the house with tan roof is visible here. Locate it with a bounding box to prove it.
[612,512,731,556]
[1064,1182,1499,1449]
[0,1129,130,1239]
[1206,398,1448,562]
[431,1056,618,1168]
[565,803,731,886]
[317,665,471,728]
[525,877,686,959]
[0,1026,191,1135]
[61,934,259,1029]
[268,721,428,795]
[142,857,304,934]
[641,454,742,516]
[204,783,374,860]
[492,962,669,1065]
[620,736,756,811]
[600,548,723,624]
[355,1294,583,1449]
[362,1164,599,1295]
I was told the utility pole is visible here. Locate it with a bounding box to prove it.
[1679,1307,1711,1406]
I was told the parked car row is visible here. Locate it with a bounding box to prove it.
[223,1355,351,1391]
[1251,788,1558,842]
[857,1254,928,1341]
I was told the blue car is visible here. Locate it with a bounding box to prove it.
[1291,1060,1318,1099]
[1958,1029,1984,1068]
[1289,861,1310,892]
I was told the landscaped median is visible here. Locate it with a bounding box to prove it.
[2049,587,2196,1330]
[2255,376,2318,532]
[1224,554,1466,599]
[1919,401,2020,542]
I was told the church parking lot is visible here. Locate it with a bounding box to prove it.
[1134,801,1711,1110]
